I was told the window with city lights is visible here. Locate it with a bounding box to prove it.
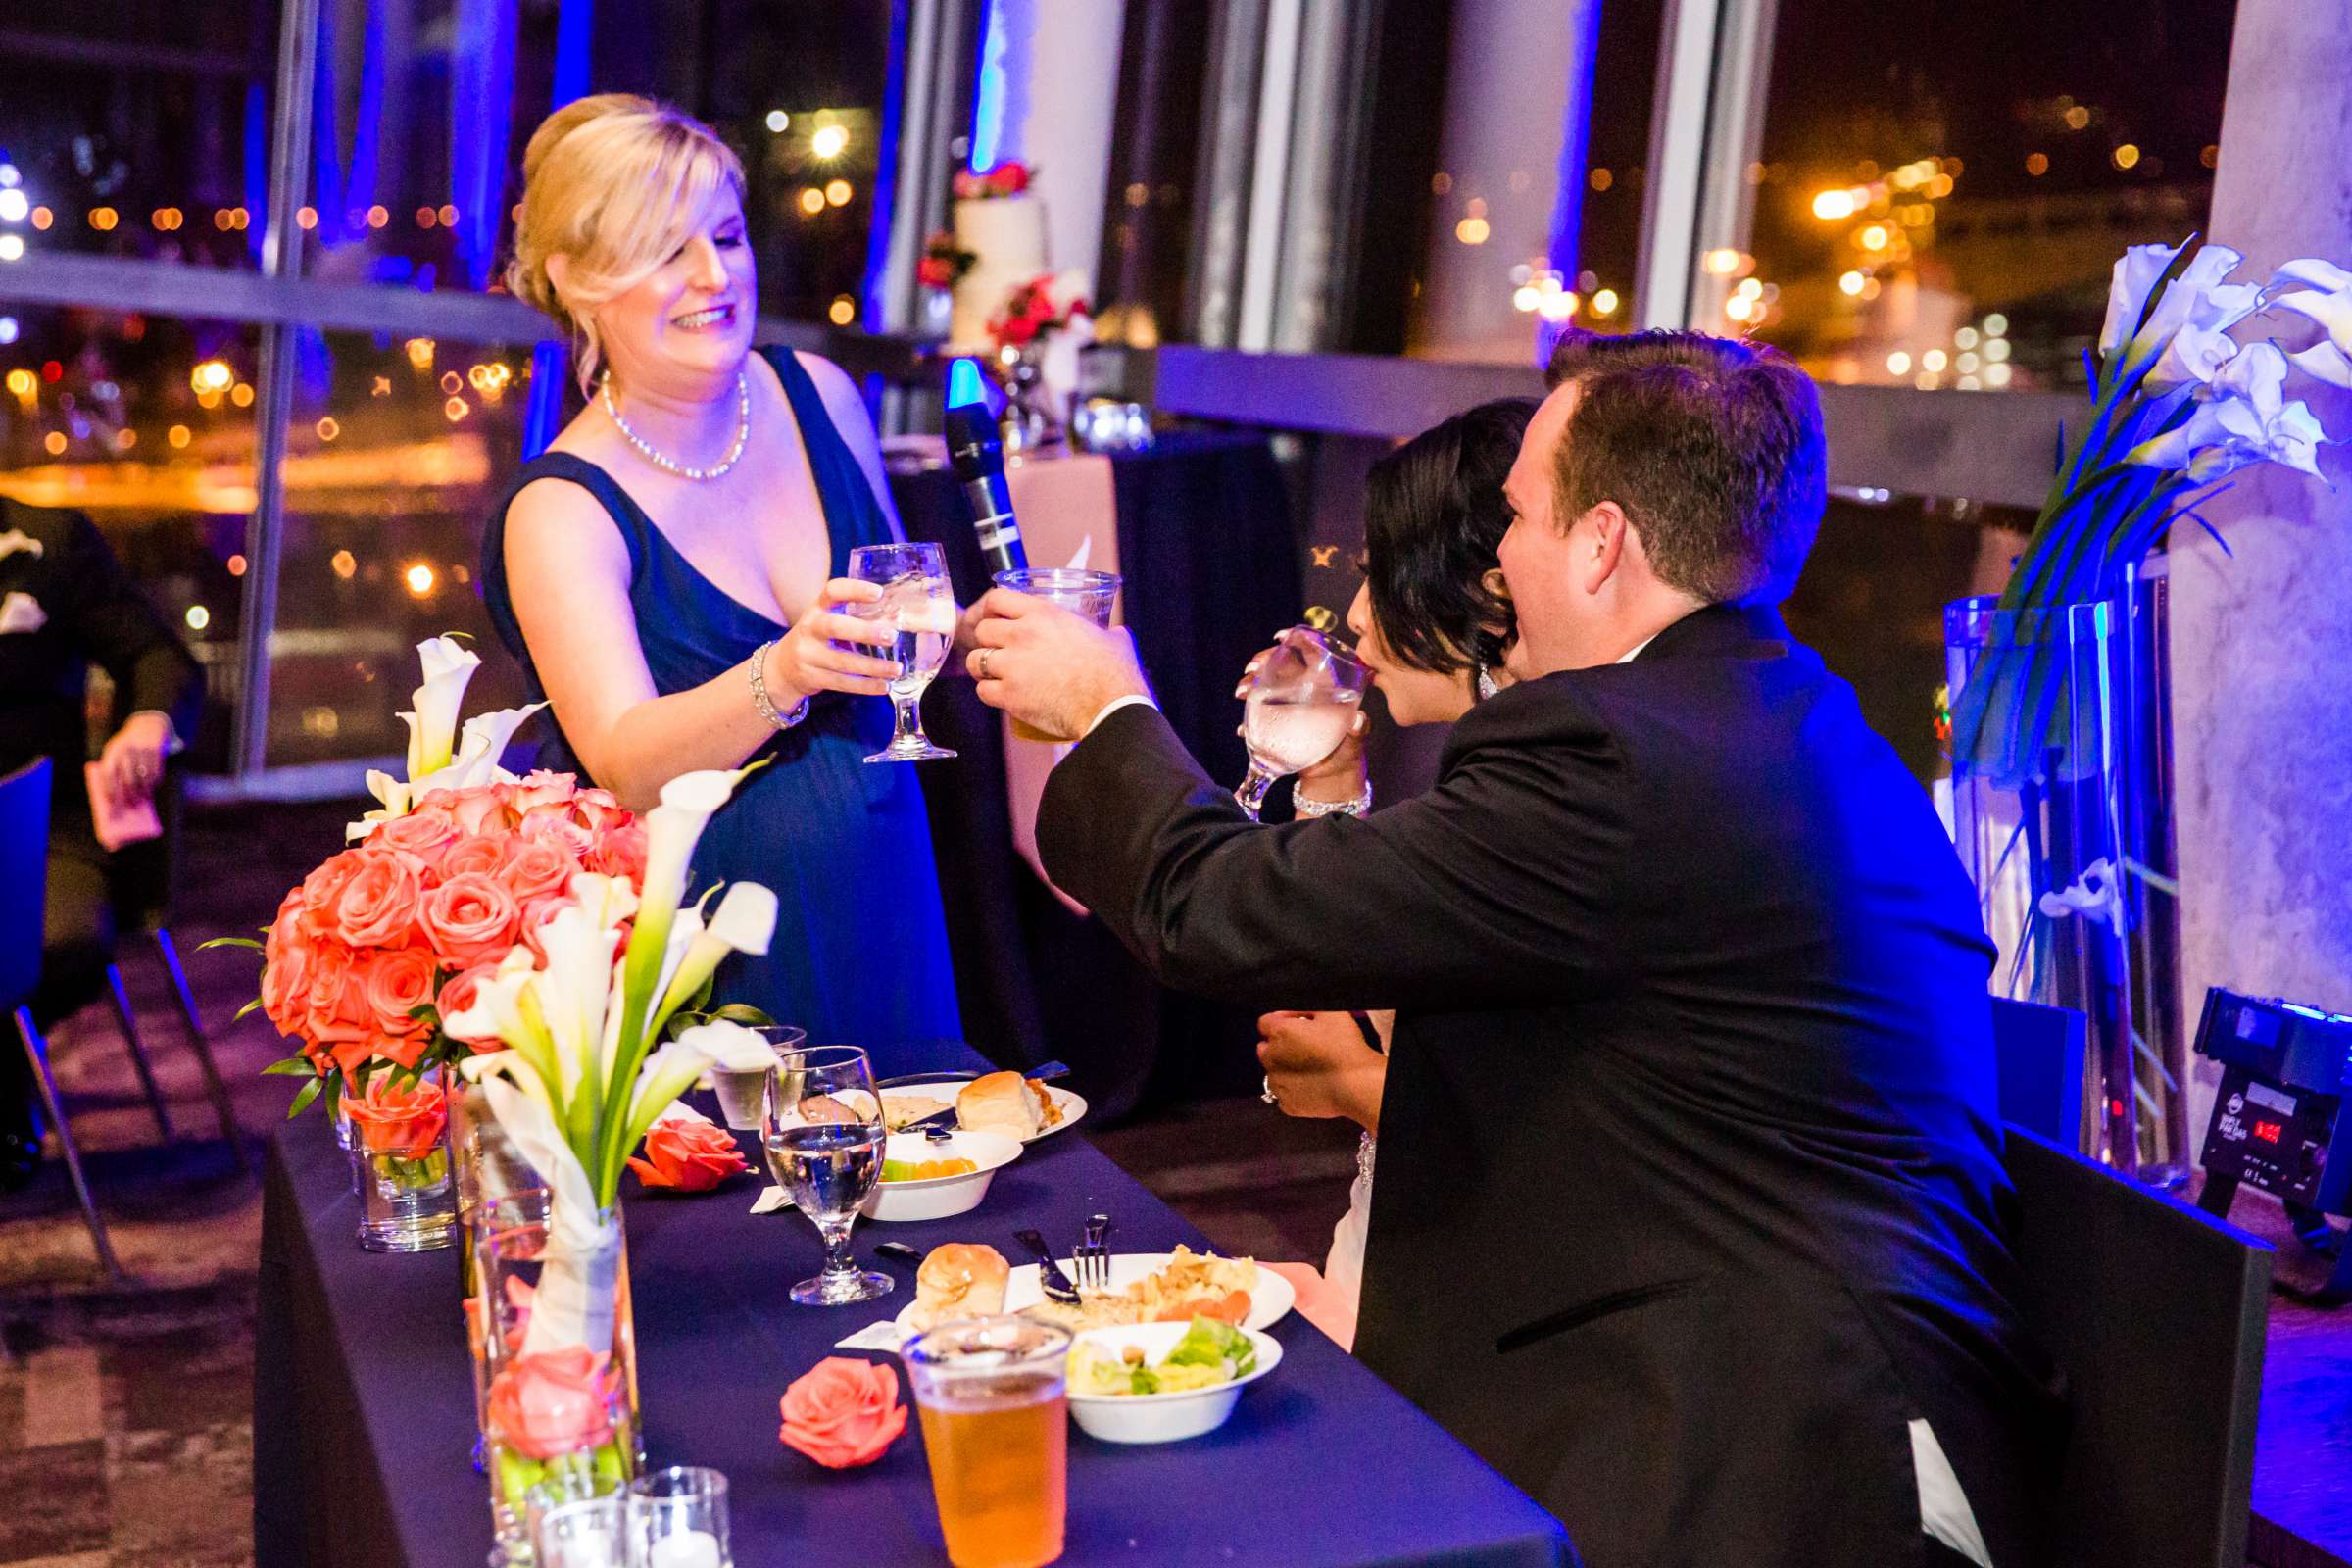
[1728,0,2235,391]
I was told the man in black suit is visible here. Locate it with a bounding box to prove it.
[0,496,204,1190]
[966,329,2057,1567]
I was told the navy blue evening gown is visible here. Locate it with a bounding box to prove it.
[481,347,961,1053]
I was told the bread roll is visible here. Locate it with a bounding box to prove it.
[956,1071,1043,1140]
[911,1243,1010,1331]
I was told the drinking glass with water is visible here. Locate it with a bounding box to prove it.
[761,1045,892,1305]
[848,542,958,762]
[1233,625,1368,820]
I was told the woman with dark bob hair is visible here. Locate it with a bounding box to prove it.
[1247,396,1535,1340]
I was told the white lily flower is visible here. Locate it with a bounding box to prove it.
[2142,322,2240,395]
[2128,342,2325,480]
[405,637,482,778]
[532,903,622,1098]
[2100,241,2260,368]
[2289,338,2352,389]
[2267,257,2352,300]
[655,884,779,1027]
[410,701,546,798]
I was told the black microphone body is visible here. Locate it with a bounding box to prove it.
[945,399,1030,578]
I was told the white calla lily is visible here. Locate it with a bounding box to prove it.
[2100,241,2260,367]
[2289,338,2352,389]
[409,701,545,799]
[2128,341,2325,479]
[405,636,482,778]
[654,883,779,1030]
[2142,322,2240,395]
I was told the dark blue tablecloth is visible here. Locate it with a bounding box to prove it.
[254,1041,1572,1568]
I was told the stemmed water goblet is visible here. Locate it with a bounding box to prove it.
[762,1045,893,1305]
[1233,625,1368,820]
[848,542,957,762]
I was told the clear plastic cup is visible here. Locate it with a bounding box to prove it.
[710,1025,807,1130]
[991,569,1123,742]
[903,1316,1072,1568]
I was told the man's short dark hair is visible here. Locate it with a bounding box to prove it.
[1543,328,1827,604]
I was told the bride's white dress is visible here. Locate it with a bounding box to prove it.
[1323,1131,1377,1306]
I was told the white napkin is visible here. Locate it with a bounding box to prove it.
[0,591,46,635]
[749,1185,794,1215]
[833,1320,906,1352]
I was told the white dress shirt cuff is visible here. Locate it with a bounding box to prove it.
[1084,694,1159,738]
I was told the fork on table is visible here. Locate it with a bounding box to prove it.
[1072,1213,1112,1292]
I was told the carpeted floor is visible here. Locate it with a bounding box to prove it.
[0,799,1358,1568]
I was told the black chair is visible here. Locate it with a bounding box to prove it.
[88,760,246,1171]
[2004,1123,2271,1568]
[1991,996,2087,1152]
[2,758,124,1279]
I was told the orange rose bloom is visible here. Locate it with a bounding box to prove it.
[779,1357,907,1468]
[627,1117,751,1192]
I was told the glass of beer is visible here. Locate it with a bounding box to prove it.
[991,568,1123,743]
[903,1316,1073,1568]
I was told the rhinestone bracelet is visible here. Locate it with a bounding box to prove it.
[1294,779,1373,818]
[749,640,810,730]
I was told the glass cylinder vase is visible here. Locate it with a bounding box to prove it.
[347,1070,458,1252]
[477,1201,641,1559]
[1943,574,2185,1180]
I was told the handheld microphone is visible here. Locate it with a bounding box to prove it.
[944,361,1028,578]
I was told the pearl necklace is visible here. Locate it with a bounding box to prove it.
[600,370,751,481]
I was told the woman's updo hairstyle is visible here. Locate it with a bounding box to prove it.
[1361,397,1536,676]
[506,94,747,391]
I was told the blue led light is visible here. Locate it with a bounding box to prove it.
[947,357,987,408]
[968,0,1007,173]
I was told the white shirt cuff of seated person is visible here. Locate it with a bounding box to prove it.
[1084,694,1159,737]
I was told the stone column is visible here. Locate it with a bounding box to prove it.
[2172,0,2352,1147]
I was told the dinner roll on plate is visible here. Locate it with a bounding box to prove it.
[911,1243,1010,1331]
[956,1071,1045,1140]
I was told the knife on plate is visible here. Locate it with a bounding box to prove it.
[1012,1228,1085,1304]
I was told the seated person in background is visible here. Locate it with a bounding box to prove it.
[969,328,2060,1567]
[1247,396,1534,1343]
[0,496,203,1191]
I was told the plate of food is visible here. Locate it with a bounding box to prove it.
[1064,1319,1283,1444]
[880,1070,1086,1143]
[898,1244,1291,1337]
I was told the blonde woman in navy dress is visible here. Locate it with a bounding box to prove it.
[483,95,960,1049]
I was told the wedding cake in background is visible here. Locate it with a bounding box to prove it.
[949,169,1049,351]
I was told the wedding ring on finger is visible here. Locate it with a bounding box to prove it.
[1260,1075,1280,1107]
[977,648,995,680]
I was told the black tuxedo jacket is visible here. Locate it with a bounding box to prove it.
[0,497,203,845]
[1041,603,2060,1568]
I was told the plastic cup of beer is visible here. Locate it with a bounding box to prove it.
[903,1315,1073,1568]
[991,568,1122,743]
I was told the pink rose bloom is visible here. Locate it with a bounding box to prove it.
[261,890,318,1037]
[438,834,510,883]
[517,804,594,857]
[779,1358,907,1469]
[369,806,463,875]
[418,873,521,969]
[332,849,426,951]
[586,820,649,884]
[627,1118,752,1191]
[568,787,626,834]
[302,943,374,1058]
[506,770,577,816]
[344,1071,448,1158]
[371,1029,433,1072]
[487,1347,616,1461]
[423,784,514,838]
[498,835,578,905]
[298,849,370,939]
[362,946,440,1039]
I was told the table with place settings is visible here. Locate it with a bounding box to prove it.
[253,1038,1573,1568]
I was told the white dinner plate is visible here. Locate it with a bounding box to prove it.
[883,1078,1088,1142]
[891,1250,1294,1339]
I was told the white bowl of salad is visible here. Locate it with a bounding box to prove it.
[1064,1318,1283,1445]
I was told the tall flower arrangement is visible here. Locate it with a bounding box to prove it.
[1950,237,2345,784]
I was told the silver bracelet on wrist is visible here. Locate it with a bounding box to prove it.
[1295,779,1373,818]
[748,640,810,730]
